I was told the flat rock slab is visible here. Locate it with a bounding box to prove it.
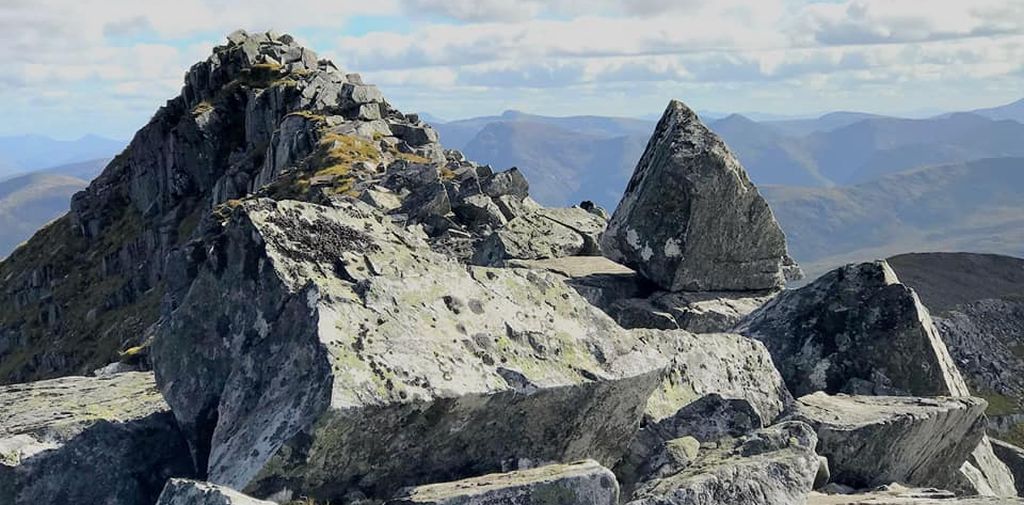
[0,372,194,505]
[387,460,618,505]
[602,99,796,292]
[790,393,987,490]
[626,421,820,505]
[157,479,274,505]
[736,260,971,398]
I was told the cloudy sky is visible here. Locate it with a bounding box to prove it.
[2,0,1023,139]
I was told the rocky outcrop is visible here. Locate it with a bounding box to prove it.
[736,260,970,398]
[626,421,820,505]
[992,439,1024,497]
[602,100,798,292]
[387,460,618,505]
[888,253,1024,458]
[156,479,274,505]
[959,437,1019,498]
[0,372,194,505]
[152,196,733,501]
[789,392,988,490]
[472,207,606,266]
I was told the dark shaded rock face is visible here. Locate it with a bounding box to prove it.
[735,260,970,398]
[0,373,195,505]
[602,100,797,292]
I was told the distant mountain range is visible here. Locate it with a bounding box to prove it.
[0,134,123,180]
[762,157,1024,279]
[0,158,108,258]
[3,98,1022,270]
[427,98,1024,211]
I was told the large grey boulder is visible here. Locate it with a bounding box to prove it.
[153,197,718,502]
[157,479,274,505]
[0,372,195,505]
[602,100,797,292]
[735,260,971,398]
[789,392,988,490]
[387,460,618,505]
[626,421,820,505]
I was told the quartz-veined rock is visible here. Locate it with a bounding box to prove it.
[387,460,618,505]
[626,421,820,505]
[735,260,970,398]
[157,479,274,505]
[153,197,682,501]
[0,372,194,505]
[789,392,987,490]
[602,100,797,292]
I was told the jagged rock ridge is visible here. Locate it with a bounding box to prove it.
[0,30,554,384]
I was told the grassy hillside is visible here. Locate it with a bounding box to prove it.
[0,158,108,259]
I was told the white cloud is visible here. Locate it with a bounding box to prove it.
[2,0,1023,137]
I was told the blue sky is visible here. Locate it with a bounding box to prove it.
[2,0,1023,139]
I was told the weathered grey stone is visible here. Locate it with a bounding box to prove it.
[452,194,507,229]
[503,257,652,312]
[387,460,618,505]
[157,479,274,505]
[471,208,605,266]
[648,290,776,333]
[153,198,688,502]
[992,438,1024,497]
[0,373,194,505]
[481,168,530,199]
[808,483,1024,504]
[616,394,763,496]
[343,83,384,104]
[391,122,440,147]
[359,186,403,211]
[789,392,987,490]
[957,437,1019,498]
[640,330,792,427]
[736,260,971,398]
[602,100,796,292]
[626,421,820,505]
[608,290,776,333]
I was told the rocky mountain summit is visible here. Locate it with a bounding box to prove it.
[3,30,1024,505]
